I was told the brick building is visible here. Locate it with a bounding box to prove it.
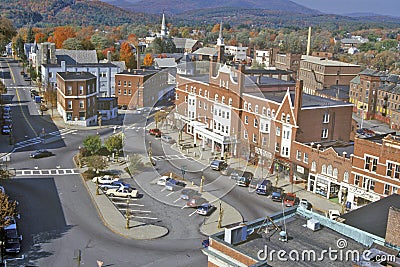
[347,134,400,209]
[56,72,98,126]
[299,55,360,95]
[174,62,354,181]
[115,69,172,109]
[274,52,301,80]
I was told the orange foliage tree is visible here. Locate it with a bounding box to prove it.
[35,32,47,43]
[211,23,221,33]
[51,26,76,48]
[143,53,153,67]
[119,42,136,69]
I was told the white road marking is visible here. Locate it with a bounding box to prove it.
[189,210,197,217]
[130,215,159,220]
[166,192,174,196]
[173,198,181,203]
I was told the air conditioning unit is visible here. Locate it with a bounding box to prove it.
[224,223,248,244]
[307,219,321,231]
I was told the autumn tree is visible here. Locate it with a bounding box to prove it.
[35,32,47,43]
[119,42,136,69]
[143,53,153,67]
[0,17,17,52]
[211,23,221,33]
[83,135,102,155]
[86,155,107,173]
[51,26,76,48]
[0,192,18,228]
[104,134,123,154]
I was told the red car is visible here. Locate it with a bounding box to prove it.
[283,193,297,207]
[149,128,161,137]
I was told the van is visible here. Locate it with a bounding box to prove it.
[210,160,227,171]
[256,179,272,195]
[236,171,254,187]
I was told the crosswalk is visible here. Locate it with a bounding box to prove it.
[15,168,80,176]
[13,129,77,151]
[124,125,145,131]
[152,154,193,161]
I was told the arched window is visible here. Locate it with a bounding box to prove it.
[244,101,247,110]
[228,98,233,106]
[286,115,290,123]
[281,113,285,122]
[248,103,252,111]
[271,110,275,119]
[267,108,271,117]
[255,105,259,114]
[322,164,327,174]
[262,107,266,115]
[327,165,333,176]
[333,168,338,178]
[215,94,219,102]
[343,171,349,182]
[221,96,225,104]
[204,90,207,97]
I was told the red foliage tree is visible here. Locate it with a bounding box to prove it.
[119,42,136,69]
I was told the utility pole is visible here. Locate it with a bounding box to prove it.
[125,198,130,229]
[199,174,205,193]
[217,201,224,229]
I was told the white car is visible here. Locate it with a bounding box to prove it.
[328,209,341,220]
[161,135,175,143]
[157,176,171,186]
[106,187,138,198]
[92,175,119,184]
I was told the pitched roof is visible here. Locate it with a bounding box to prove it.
[173,38,199,49]
[55,49,98,64]
[193,47,218,56]
[154,58,177,68]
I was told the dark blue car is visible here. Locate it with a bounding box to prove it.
[271,188,283,202]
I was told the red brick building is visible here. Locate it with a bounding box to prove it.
[56,72,98,126]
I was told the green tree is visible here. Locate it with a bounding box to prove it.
[62,38,83,50]
[26,27,34,43]
[83,135,102,155]
[0,17,16,53]
[104,134,123,154]
[90,34,109,50]
[86,155,107,173]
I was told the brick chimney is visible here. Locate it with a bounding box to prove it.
[385,206,400,247]
[293,80,303,122]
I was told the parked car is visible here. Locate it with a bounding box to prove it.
[3,105,11,112]
[180,188,200,200]
[328,210,341,220]
[196,203,215,216]
[220,166,236,176]
[1,125,11,135]
[210,159,227,171]
[157,176,171,186]
[30,149,53,158]
[187,196,207,208]
[149,128,161,137]
[92,175,119,184]
[283,193,297,207]
[299,199,312,210]
[236,171,254,187]
[4,217,22,254]
[165,179,186,191]
[106,187,138,198]
[161,135,175,143]
[256,179,273,195]
[271,188,284,202]
[201,239,210,248]
[99,181,131,190]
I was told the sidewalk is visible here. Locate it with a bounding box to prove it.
[158,122,342,214]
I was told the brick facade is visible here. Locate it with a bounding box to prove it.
[385,206,400,248]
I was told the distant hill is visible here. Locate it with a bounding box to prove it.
[101,0,321,15]
[0,0,156,28]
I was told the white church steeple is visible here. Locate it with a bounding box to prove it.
[161,12,168,39]
[217,21,224,46]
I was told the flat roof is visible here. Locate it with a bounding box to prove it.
[301,55,360,67]
[117,69,159,76]
[342,194,400,238]
[57,72,96,80]
[235,214,365,266]
[43,62,118,68]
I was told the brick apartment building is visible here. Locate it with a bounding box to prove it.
[115,69,172,109]
[349,69,400,129]
[174,62,354,180]
[56,72,98,126]
[299,55,360,95]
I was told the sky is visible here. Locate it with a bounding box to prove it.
[291,0,400,17]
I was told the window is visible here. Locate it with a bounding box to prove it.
[387,162,393,177]
[393,187,398,194]
[229,98,233,106]
[321,129,328,139]
[124,89,127,95]
[254,119,258,128]
[384,184,390,195]
[262,136,267,146]
[327,165,333,176]
[311,161,316,172]
[255,105,259,113]
[296,150,301,160]
[370,180,375,191]
[252,134,257,143]
[355,175,360,186]
[218,109,221,117]
[128,81,131,87]
[204,90,207,97]
[67,86,72,95]
[248,103,252,111]
[118,80,121,86]
[244,116,248,124]
[271,110,275,119]
[67,100,72,109]
[66,112,72,121]
[204,103,207,110]
[322,164,326,174]
[215,94,219,102]
[365,156,371,170]
[226,112,230,119]
[221,125,224,132]
[244,130,248,139]
[79,100,84,109]
[282,147,289,156]
[262,107,266,115]
[303,153,308,163]
[244,102,247,110]
[371,158,378,172]
[79,85,84,95]
[118,89,121,95]
[394,164,400,179]
[267,108,271,117]
[198,101,202,108]
[221,96,225,104]
[275,142,280,152]
[276,126,281,136]
[199,89,202,96]
[281,113,285,122]
[124,81,127,86]
[343,172,349,182]
[323,113,329,123]
[79,112,85,121]
[333,168,338,178]
[286,115,290,123]
[185,96,188,103]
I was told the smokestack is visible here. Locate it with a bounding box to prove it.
[107,51,111,62]
[306,26,312,56]
[137,46,140,69]
[294,80,303,121]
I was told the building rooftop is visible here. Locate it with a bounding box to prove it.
[242,68,293,76]
[55,49,98,64]
[359,69,387,77]
[42,62,118,68]
[173,38,199,50]
[97,97,117,101]
[193,47,218,56]
[117,69,159,77]
[245,76,295,87]
[57,72,96,80]
[301,55,360,67]
[342,194,400,238]
[379,84,400,94]
[316,85,350,100]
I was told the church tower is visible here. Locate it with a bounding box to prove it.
[160,12,168,39]
[217,21,225,63]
